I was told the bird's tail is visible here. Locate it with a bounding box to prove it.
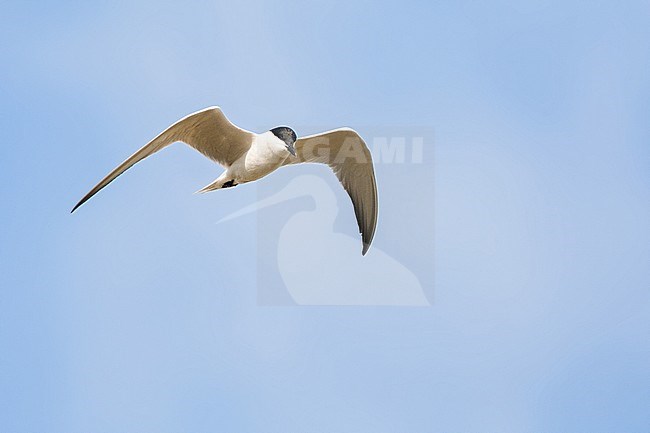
[195,183,219,194]
[195,172,229,194]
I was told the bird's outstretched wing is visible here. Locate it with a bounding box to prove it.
[71,106,253,212]
[284,128,378,255]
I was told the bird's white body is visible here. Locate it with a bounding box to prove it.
[203,131,291,191]
[238,131,291,181]
[72,106,378,255]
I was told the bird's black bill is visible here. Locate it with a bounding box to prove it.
[286,144,296,157]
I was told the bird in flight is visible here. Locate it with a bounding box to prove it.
[71,107,378,255]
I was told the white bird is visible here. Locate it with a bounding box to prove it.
[71,106,378,254]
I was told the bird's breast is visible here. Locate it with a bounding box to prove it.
[231,136,287,182]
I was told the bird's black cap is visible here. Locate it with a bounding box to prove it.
[270,126,297,146]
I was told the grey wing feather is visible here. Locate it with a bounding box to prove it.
[71,107,252,212]
[285,128,378,255]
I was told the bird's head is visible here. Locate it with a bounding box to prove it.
[270,126,297,157]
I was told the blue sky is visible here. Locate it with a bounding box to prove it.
[1,1,649,432]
